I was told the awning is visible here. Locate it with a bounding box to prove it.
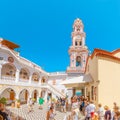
[61,76,85,85]
[60,74,93,88]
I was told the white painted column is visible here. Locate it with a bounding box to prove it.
[0,65,2,79]
[44,90,48,103]
[15,69,20,82]
[84,87,86,98]
[82,37,85,46]
[15,94,19,100]
[29,93,32,99]
[39,89,42,98]
[74,53,76,67]
[29,75,32,84]
[39,77,42,85]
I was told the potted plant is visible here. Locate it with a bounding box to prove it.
[0,97,7,109]
[16,99,21,108]
[0,97,7,105]
[32,98,36,104]
[11,101,15,108]
[51,98,56,103]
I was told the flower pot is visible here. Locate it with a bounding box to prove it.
[17,102,20,108]
[11,102,15,108]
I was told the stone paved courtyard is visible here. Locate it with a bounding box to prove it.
[7,103,70,120]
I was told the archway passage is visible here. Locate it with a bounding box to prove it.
[32,72,39,82]
[47,92,52,101]
[0,88,16,104]
[19,89,29,104]
[41,77,46,83]
[41,90,45,98]
[19,68,29,80]
[1,63,16,79]
[32,90,38,102]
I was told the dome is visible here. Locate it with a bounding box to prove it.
[73,18,83,28]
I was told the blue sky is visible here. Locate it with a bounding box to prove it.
[0,0,120,72]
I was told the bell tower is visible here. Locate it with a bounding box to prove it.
[67,18,88,74]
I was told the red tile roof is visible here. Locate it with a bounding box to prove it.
[85,48,120,73]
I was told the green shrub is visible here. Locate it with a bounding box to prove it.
[16,99,20,103]
[0,97,7,104]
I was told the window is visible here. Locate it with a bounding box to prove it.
[80,41,82,46]
[91,86,94,100]
[75,41,77,46]
[76,56,81,66]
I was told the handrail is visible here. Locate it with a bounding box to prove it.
[47,83,66,97]
[1,76,15,81]
[0,76,65,97]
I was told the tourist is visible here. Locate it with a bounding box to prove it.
[47,95,50,103]
[89,101,96,119]
[46,107,56,120]
[38,97,44,109]
[80,97,85,112]
[0,103,9,120]
[112,105,120,120]
[92,112,98,120]
[28,98,34,113]
[104,105,111,120]
[97,103,104,120]
[85,101,91,120]
[61,98,66,113]
[71,96,79,110]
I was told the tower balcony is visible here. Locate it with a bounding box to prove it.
[67,66,85,73]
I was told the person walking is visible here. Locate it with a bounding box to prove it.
[104,105,111,120]
[61,98,66,113]
[39,97,44,109]
[97,103,104,120]
[28,98,34,113]
[46,107,56,120]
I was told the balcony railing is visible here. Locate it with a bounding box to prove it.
[1,76,15,81]
[0,76,65,97]
[31,80,39,84]
[19,78,29,82]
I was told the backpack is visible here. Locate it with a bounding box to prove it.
[61,100,65,106]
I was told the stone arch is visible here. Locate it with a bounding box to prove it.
[32,72,40,82]
[19,68,30,80]
[76,56,81,67]
[0,86,17,96]
[41,76,47,83]
[1,63,16,78]
[19,89,30,103]
[41,89,46,98]
[0,87,16,105]
[31,89,39,102]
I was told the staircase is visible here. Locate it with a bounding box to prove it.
[47,83,66,98]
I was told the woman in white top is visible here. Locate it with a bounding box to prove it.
[97,103,104,120]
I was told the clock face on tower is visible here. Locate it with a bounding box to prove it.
[77,35,81,39]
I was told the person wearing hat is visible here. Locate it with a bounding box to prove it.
[104,105,111,120]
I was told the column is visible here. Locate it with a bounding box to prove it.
[29,93,32,99]
[0,65,2,79]
[44,90,48,103]
[84,86,86,98]
[15,69,20,82]
[82,37,85,46]
[15,94,19,100]
[29,75,32,84]
[39,77,42,85]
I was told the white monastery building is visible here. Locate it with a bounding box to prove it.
[0,18,120,108]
